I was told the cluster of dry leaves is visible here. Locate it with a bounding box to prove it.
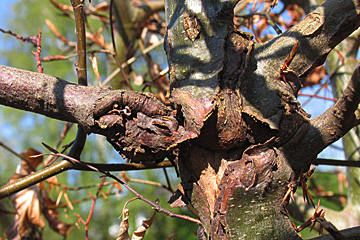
[4,149,72,239]
[116,208,156,240]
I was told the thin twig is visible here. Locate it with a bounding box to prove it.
[0,141,36,172]
[32,29,43,73]
[48,192,117,209]
[71,0,88,86]
[46,151,202,225]
[42,49,114,62]
[127,178,168,189]
[236,12,282,34]
[162,168,173,192]
[313,158,360,168]
[299,92,337,103]
[0,28,37,46]
[72,160,174,171]
[47,179,117,191]
[69,0,88,160]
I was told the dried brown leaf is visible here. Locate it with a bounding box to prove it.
[43,202,73,237]
[336,49,345,65]
[93,2,109,12]
[116,208,130,240]
[55,190,64,207]
[13,148,43,176]
[89,55,101,85]
[122,171,129,183]
[63,192,74,210]
[46,175,60,194]
[113,182,123,192]
[5,185,45,239]
[169,184,188,208]
[132,72,144,86]
[131,211,156,240]
[286,4,305,28]
[304,66,326,87]
[86,31,106,48]
[45,19,72,45]
[101,191,109,201]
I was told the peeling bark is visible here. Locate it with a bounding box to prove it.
[163,0,360,239]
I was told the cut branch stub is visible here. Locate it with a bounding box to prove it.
[91,91,198,163]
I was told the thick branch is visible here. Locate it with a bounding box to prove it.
[311,65,360,150]
[0,65,196,163]
[254,0,360,90]
[0,65,108,126]
[282,65,360,166]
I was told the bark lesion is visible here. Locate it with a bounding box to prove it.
[90,91,199,163]
[208,140,300,239]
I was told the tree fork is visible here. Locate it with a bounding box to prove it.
[163,0,360,239]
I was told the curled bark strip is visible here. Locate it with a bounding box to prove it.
[210,139,277,238]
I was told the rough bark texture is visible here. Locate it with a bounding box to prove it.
[163,0,360,239]
[0,65,195,163]
[1,0,360,239]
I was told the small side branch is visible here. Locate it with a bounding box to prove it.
[0,160,73,199]
[254,0,360,82]
[285,65,360,164]
[70,0,88,86]
[311,65,360,149]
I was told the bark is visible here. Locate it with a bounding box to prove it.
[1,0,360,239]
[163,0,360,239]
[0,65,194,163]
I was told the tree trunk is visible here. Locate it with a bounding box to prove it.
[163,0,360,239]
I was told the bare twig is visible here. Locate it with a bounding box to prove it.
[236,12,282,34]
[0,28,37,46]
[44,150,202,226]
[313,158,360,168]
[0,141,36,172]
[299,92,337,103]
[69,0,88,160]
[75,177,106,240]
[102,38,164,86]
[32,29,43,73]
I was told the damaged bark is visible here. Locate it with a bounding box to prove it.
[163,0,360,239]
[0,65,196,163]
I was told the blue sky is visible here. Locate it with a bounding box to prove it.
[0,0,17,65]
